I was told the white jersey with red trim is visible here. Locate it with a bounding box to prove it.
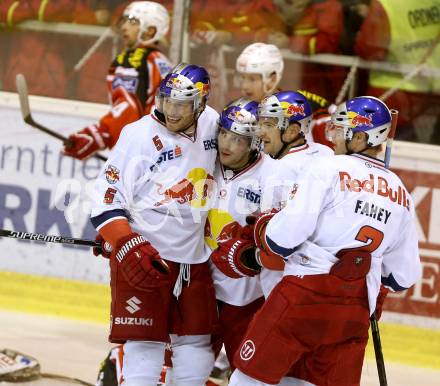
[259,141,334,298]
[266,153,421,313]
[261,141,334,212]
[90,106,219,264]
[205,154,276,306]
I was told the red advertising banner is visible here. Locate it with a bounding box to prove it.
[385,168,440,319]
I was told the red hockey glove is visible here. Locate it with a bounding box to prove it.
[113,232,170,290]
[247,209,285,271]
[210,238,261,279]
[93,234,113,259]
[375,285,389,320]
[63,124,110,160]
[330,249,372,281]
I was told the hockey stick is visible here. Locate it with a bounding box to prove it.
[0,228,100,248]
[384,109,399,168]
[15,74,107,162]
[369,110,399,386]
[370,312,387,386]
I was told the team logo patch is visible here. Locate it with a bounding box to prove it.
[105,165,120,184]
[240,340,256,361]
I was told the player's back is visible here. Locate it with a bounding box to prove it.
[275,153,420,310]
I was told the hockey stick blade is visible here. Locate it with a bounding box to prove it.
[15,74,107,162]
[0,228,100,248]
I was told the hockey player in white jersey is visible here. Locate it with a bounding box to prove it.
[228,96,421,386]
[91,63,219,386]
[206,98,275,368]
[257,90,333,298]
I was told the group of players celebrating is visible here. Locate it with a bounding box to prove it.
[60,2,421,386]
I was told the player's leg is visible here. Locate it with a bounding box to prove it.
[166,261,219,385]
[219,297,264,367]
[166,334,215,386]
[121,341,166,386]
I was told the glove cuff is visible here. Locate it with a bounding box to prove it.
[87,124,108,150]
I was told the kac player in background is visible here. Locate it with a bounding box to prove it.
[235,42,284,103]
[91,63,219,386]
[228,96,421,386]
[63,1,172,160]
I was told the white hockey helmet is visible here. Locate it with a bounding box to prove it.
[123,1,170,45]
[236,42,284,94]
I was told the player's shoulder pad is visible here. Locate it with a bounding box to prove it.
[199,104,220,134]
[115,115,156,151]
[309,141,334,156]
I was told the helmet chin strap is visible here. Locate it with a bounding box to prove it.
[345,139,370,155]
[274,131,304,159]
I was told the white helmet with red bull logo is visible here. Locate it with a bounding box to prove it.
[258,90,313,134]
[331,96,392,147]
[123,1,170,46]
[236,43,284,94]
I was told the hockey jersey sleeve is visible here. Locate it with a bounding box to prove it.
[90,121,151,231]
[265,159,336,257]
[381,203,421,292]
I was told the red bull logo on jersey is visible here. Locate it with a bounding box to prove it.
[349,111,373,127]
[154,168,214,207]
[105,165,120,184]
[339,171,410,210]
[155,178,197,206]
[205,209,239,249]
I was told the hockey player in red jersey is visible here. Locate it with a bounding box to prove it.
[235,42,284,103]
[228,96,421,385]
[63,1,172,160]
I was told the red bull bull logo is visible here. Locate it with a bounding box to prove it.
[228,110,246,123]
[105,165,120,184]
[166,76,183,89]
[286,103,305,117]
[154,178,197,206]
[351,113,373,127]
[154,172,215,207]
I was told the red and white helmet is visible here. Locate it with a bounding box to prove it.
[123,1,170,45]
[236,42,284,94]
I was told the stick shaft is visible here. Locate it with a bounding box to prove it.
[384,109,399,168]
[0,228,99,248]
[370,313,388,386]
[15,74,107,162]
